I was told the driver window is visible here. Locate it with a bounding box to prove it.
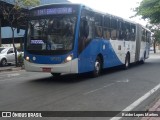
[95,14,103,38]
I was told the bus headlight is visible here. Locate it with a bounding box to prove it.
[26,56,30,61]
[64,54,73,63]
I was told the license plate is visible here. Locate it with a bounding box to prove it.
[42,68,51,72]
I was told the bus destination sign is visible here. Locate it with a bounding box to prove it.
[32,7,73,16]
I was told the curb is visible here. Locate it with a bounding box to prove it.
[0,68,12,72]
[141,98,160,120]
[0,65,25,72]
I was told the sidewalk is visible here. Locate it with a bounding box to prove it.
[0,65,24,72]
[141,99,160,120]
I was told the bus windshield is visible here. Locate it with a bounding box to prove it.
[27,16,77,53]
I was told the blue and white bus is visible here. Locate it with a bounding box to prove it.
[24,3,151,77]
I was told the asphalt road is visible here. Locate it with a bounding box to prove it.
[0,53,160,120]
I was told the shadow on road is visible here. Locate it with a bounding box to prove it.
[28,73,94,84]
[27,64,142,84]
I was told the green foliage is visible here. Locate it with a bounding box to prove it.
[15,0,40,8]
[135,0,160,23]
[0,0,40,26]
[0,0,40,66]
[154,30,160,43]
[18,53,24,66]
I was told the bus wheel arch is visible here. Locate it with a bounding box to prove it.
[92,54,103,77]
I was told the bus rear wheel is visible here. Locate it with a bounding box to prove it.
[92,56,102,77]
[51,73,61,77]
[140,52,146,64]
[123,54,130,69]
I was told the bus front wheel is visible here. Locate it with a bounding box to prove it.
[51,73,61,77]
[92,56,102,77]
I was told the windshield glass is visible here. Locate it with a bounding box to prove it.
[27,16,77,52]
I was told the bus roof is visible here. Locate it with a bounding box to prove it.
[30,3,148,28]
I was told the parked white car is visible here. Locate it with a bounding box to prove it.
[0,47,20,66]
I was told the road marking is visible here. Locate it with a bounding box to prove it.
[0,73,20,80]
[116,79,129,83]
[84,79,130,95]
[83,79,130,95]
[110,83,160,120]
[83,83,114,95]
[7,73,20,77]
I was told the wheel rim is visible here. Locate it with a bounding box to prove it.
[125,58,129,68]
[95,60,100,74]
[2,60,6,66]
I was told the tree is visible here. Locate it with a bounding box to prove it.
[135,0,160,24]
[0,0,40,67]
[135,0,160,53]
[145,24,160,53]
[153,29,160,53]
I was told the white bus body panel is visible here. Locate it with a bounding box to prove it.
[109,39,136,64]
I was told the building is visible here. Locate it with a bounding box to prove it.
[0,0,70,48]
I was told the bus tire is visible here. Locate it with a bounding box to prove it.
[51,73,61,77]
[92,56,102,77]
[140,52,146,64]
[123,54,130,70]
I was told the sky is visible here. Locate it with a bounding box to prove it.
[69,0,147,26]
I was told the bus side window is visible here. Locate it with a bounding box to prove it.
[121,22,127,40]
[95,14,103,38]
[87,16,94,41]
[103,28,111,40]
[142,28,146,42]
[117,20,124,40]
[78,17,89,53]
[80,17,89,38]
[110,18,117,40]
[95,26,103,37]
[125,23,131,41]
[103,16,111,40]
[130,24,136,41]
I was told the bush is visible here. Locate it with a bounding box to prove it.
[18,53,24,66]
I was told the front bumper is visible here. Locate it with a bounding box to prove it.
[24,59,78,73]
